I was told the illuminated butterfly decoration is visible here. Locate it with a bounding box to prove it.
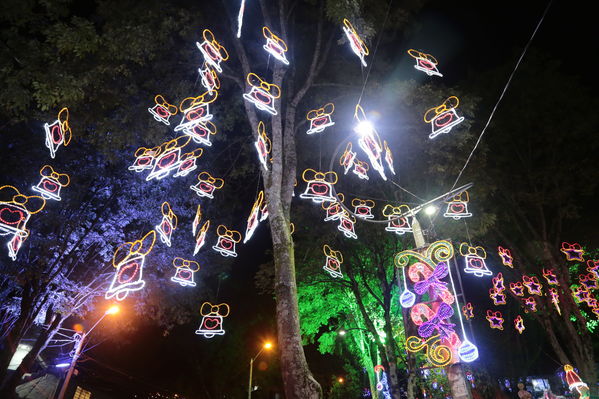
[383,141,396,175]
[411,302,455,339]
[43,107,72,159]
[542,268,559,285]
[354,104,386,180]
[212,225,242,257]
[198,62,221,92]
[105,230,156,301]
[485,310,504,330]
[170,257,200,287]
[497,246,513,268]
[244,191,265,243]
[193,220,210,256]
[411,261,454,304]
[522,275,543,296]
[148,95,178,125]
[571,286,589,303]
[299,169,338,203]
[306,103,335,135]
[459,243,492,277]
[579,273,599,291]
[174,91,217,134]
[514,315,525,334]
[322,193,345,222]
[129,146,162,173]
[0,186,46,261]
[155,202,177,247]
[443,191,472,220]
[173,148,204,178]
[352,159,369,180]
[424,96,465,139]
[255,121,272,170]
[262,26,289,65]
[339,142,357,175]
[352,198,375,220]
[523,296,537,313]
[462,303,474,320]
[342,19,369,67]
[196,29,229,73]
[190,172,224,199]
[382,204,413,235]
[560,242,584,262]
[407,49,443,77]
[243,73,281,116]
[146,136,191,181]
[509,282,525,297]
[323,244,343,278]
[195,302,230,338]
[587,260,599,280]
[337,210,357,239]
[548,288,561,315]
[31,165,70,201]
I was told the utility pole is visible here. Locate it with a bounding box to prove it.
[56,332,84,399]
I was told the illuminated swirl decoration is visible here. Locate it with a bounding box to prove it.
[106,231,156,301]
[407,49,443,77]
[196,29,229,73]
[243,73,281,116]
[171,257,200,287]
[307,103,335,135]
[459,243,492,277]
[212,225,242,257]
[255,121,272,170]
[32,165,70,201]
[323,244,343,278]
[424,96,465,139]
[148,95,178,126]
[0,185,46,261]
[263,27,289,65]
[443,191,472,220]
[299,169,338,204]
[406,335,452,367]
[195,302,230,338]
[43,107,72,159]
[155,202,178,247]
[342,19,369,67]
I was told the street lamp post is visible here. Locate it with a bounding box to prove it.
[248,342,272,399]
[56,305,119,399]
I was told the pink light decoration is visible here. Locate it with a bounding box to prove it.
[587,260,599,280]
[407,49,443,77]
[129,146,162,173]
[407,261,454,305]
[524,297,537,313]
[548,288,561,315]
[299,169,338,204]
[190,172,224,199]
[337,210,357,239]
[485,310,504,330]
[155,202,178,247]
[322,193,345,222]
[306,103,335,135]
[462,303,474,320]
[383,141,396,175]
[255,122,272,170]
[262,27,289,65]
[175,91,217,133]
[171,257,200,287]
[195,302,230,338]
[489,289,506,306]
[354,104,386,180]
[443,191,472,220]
[212,225,242,257]
[173,148,204,178]
[509,282,525,297]
[193,220,210,256]
[352,159,369,180]
[522,275,543,296]
[244,191,264,243]
[459,243,492,278]
[424,96,465,139]
[146,136,191,181]
[196,29,229,73]
[514,315,525,334]
[560,242,585,262]
[579,273,599,291]
[105,231,156,301]
[342,19,369,67]
[542,268,559,285]
[339,142,357,175]
[352,198,375,220]
[148,95,178,125]
[323,244,343,278]
[492,272,505,292]
[243,73,281,116]
[497,246,513,268]
[382,204,412,235]
[43,107,72,158]
[31,165,70,201]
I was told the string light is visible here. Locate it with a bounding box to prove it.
[174,91,217,133]
[155,202,178,247]
[548,288,561,315]
[173,148,204,178]
[383,141,395,175]
[212,225,242,257]
[255,122,272,170]
[105,230,156,301]
[236,0,246,38]
[579,273,599,291]
[514,315,525,334]
[339,142,357,175]
[262,27,289,65]
[299,169,338,203]
[129,146,162,173]
[459,243,492,277]
[306,103,335,135]
[31,165,70,201]
[170,257,200,287]
[243,73,281,115]
[194,220,210,256]
[195,302,230,338]
[497,246,513,268]
[509,282,525,297]
[199,63,221,92]
[485,310,504,330]
[522,275,543,296]
[560,242,585,262]
[524,296,537,313]
[196,29,229,73]
[43,107,72,159]
[382,204,413,235]
[354,105,386,180]
[244,191,264,243]
[323,244,343,278]
[0,185,46,261]
[337,210,357,239]
[462,303,474,320]
[192,205,202,236]
[352,159,369,180]
[443,191,472,220]
[342,19,369,67]
[563,365,590,399]
[190,172,224,199]
[542,268,558,285]
[148,95,178,125]
[351,198,375,220]
[424,96,465,139]
[406,335,452,367]
[407,49,443,77]
[146,136,191,181]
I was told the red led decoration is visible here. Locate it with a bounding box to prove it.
[497,246,513,268]
[195,302,230,338]
[212,225,242,257]
[196,29,229,73]
[31,165,70,201]
[43,107,72,158]
[514,315,525,334]
[323,244,343,278]
[148,94,178,125]
[306,103,335,135]
[155,202,178,247]
[299,169,338,203]
[171,257,200,287]
[485,310,504,330]
[352,198,375,220]
[339,142,357,175]
[560,242,584,262]
[382,204,413,235]
[190,172,224,200]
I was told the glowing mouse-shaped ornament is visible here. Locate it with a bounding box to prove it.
[299,169,338,203]
[407,49,443,77]
[243,73,281,116]
[155,202,178,247]
[262,27,289,65]
[352,198,375,220]
[323,244,343,278]
[31,165,70,201]
[196,29,229,73]
[382,204,413,235]
[424,96,465,139]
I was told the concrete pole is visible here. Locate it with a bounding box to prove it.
[56,333,85,399]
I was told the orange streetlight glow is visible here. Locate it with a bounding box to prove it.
[338,377,344,384]
[264,342,273,350]
[106,305,120,315]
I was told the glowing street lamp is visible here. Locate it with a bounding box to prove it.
[248,341,273,399]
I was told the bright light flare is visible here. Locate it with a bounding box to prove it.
[424,205,437,216]
[354,120,374,136]
[106,305,120,315]
[338,329,346,336]
[338,377,345,384]
[264,342,273,350]
[55,363,70,368]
